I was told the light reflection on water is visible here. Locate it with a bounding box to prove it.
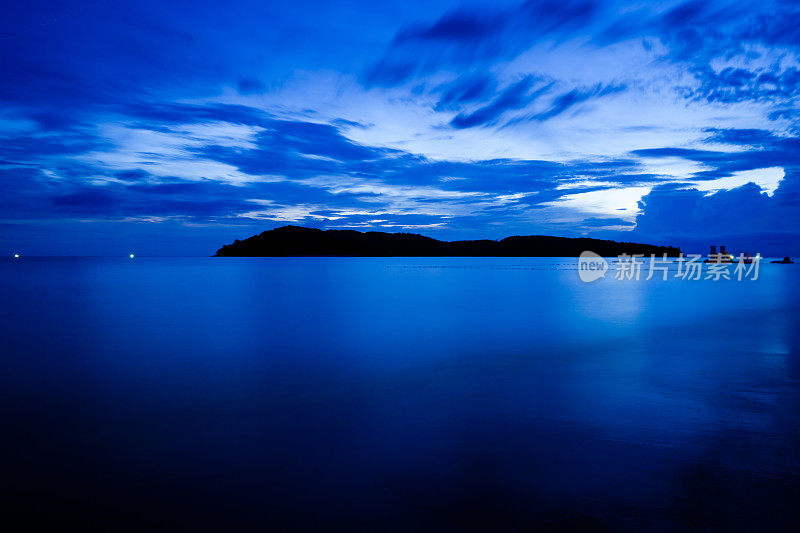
[1,257,798,530]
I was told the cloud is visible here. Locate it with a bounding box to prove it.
[53,189,119,212]
[450,76,551,128]
[688,66,800,104]
[635,182,768,237]
[580,216,635,227]
[633,169,800,253]
[532,83,625,122]
[434,75,497,112]
[5,0,800,254]
[703,128,777,146]
[364,0,605,87]
[1,95,678,236]
[237,77,267,95]
[397,12,496,43]
[363,0,800,131]
[632,129,800,180]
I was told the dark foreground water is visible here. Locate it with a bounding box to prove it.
[1,257,799,531]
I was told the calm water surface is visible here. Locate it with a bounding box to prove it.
[1,257,799,530]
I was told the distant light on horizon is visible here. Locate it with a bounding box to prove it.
[13,253,20,259]
[129,253,135,259]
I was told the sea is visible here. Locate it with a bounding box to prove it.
[1,257,798,530]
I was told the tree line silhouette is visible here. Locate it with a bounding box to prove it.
[215,225,681,257]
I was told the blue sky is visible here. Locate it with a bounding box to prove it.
[2,0,800,255]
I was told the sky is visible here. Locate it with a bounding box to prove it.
[2,0,800,255]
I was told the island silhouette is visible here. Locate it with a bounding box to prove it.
[215,225,680,257]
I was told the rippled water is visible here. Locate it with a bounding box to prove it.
[1,257,799,530]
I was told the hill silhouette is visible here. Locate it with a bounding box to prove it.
[215,226,680,257]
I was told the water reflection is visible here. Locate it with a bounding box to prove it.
[0,257,798,529]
